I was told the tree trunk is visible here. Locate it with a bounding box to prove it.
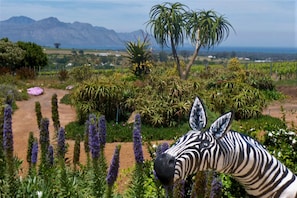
[183,42,201,80]
[170,36,183,79]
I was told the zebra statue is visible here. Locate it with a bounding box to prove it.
[154,97,297,198]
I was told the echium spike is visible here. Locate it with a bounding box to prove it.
[133,114,141,131]
[156,142,169,157]
[133,114,144,164]
[98,115,107,148]
[106,145,121,186]
[47,145,54,166]
[210,174,223,198]
[57,127,66,159]
[88,114,100,159]
[39,118,50,148]
[84,119,90,153]
[31,141,38,165]
[3,105,13,153]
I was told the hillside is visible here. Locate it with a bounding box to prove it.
[0,16,148,49]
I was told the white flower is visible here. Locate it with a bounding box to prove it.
[268,132,273,137]
[292,139,296,144]
[287,131,296,136]
[36,191,43,198]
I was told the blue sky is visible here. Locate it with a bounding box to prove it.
[0,0,296,48]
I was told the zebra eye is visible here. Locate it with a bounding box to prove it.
[202,140,209,147]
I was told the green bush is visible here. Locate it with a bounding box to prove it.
[58,69,69,81]
[69,65,93,82]
[65,120,190,142]
[264,129,297,174]
[16,67,36,80]
[60,93,72,105]
[0,84,28,101]
[65,121,86,140]
[71,75,133,124]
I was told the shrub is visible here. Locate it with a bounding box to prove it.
[16,67,36,80]
[51,93,60,131]
[264,129,297,174]
[208,82,266,119]
[0,67,10,75]
[0,84,28,102]
[71,75,133,124]
[57,69,69,81]
[69,65,93,82]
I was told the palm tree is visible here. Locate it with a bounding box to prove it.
[147,3,234,80]
[147,2,186,78]
[184,10,234,79]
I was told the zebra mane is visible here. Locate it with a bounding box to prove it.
[189,97,207,131]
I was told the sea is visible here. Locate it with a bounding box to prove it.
[201,46,297,54]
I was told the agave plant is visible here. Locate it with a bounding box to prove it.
[125,34,153,77]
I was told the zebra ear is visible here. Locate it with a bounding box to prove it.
[209,112,233,139]
[189,97,207,131]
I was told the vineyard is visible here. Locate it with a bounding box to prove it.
[191,60,297,82]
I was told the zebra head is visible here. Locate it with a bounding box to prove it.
[154,97,233,186]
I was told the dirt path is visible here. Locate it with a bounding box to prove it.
[262,86,297,128]
[12,88,161,175]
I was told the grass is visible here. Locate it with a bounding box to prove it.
[65,120,191,142]
[275,79,297,86]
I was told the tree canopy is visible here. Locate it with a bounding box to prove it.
[0,38,48,72]
[147,2,234,80]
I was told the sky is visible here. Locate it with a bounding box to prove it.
[0,0,296,48]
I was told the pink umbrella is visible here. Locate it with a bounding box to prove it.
[27,87,44,96]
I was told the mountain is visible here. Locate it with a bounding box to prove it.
[0,16,152,49]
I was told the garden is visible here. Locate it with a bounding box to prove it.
[1,54,297,197]
[1,2,297,196]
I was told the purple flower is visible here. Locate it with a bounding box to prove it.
[98,115,106,147]
[31,141,38,164]
[106,145,121,186]
[3,105,13,152]
[133,114,141,131]
[88,114,100,159]
[156,142,169,157]
[133,114,143,164]
[47,145,54,166]
[210,175,223,198]
[133,117,143,163]
[57,127,66,158]
[39,118,50,147]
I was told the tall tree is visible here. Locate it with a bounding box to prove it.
[147,2,186,78]
[0,38,25,71]
[147,3,234,80]
[17,41,48,70]
[184,10,234,79]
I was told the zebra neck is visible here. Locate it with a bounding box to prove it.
[216,131,297,197]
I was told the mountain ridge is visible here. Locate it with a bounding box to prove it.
[0,16,150,49]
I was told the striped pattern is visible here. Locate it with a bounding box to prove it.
[165,129,297,197]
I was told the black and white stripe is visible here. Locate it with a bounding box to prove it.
[160,97,297,198]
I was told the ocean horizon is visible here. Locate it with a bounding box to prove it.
[203,46,297,54]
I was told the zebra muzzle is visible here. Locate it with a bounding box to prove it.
[154,153,176,186]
